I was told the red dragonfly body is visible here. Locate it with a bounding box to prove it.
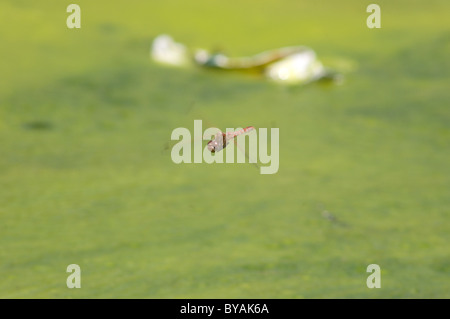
[207,126,255,153]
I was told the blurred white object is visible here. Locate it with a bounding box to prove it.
[151,34,340,85]
[151,34,190,66]
[265,49,326,84]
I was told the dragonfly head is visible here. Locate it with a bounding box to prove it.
[207,140,216,153]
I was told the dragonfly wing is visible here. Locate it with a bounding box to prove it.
[233,138,260,170]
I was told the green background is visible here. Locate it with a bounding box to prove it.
[0,0,449,298]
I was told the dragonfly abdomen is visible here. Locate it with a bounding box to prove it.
[233,126,255,137]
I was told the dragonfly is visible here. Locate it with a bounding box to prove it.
[207,125,259,168]
[164,124,259,169]
[206,125,259,169]
[207,126,255,153]
[163,103,259,167]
